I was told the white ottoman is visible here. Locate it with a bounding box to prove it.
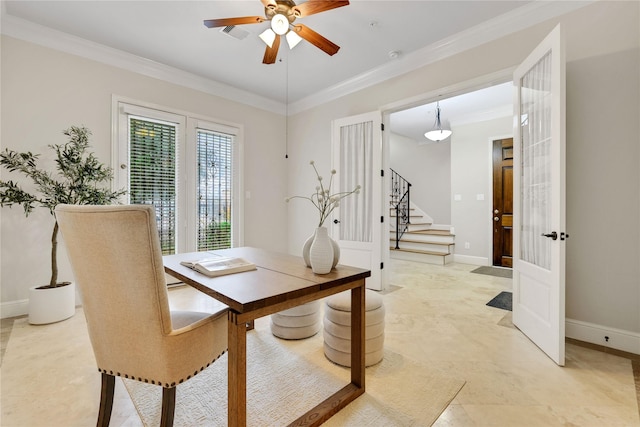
[323,289,385,367]
[270,300,322,340]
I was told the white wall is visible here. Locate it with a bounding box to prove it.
[451,117,512,264]
[287,1,640,351]
[0,36,288,316]
[389,132,451,224]
[565,48,640,334]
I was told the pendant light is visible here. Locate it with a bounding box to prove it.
[424,101,452,142]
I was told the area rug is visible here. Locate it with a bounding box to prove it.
[123,330,465,426]
[486,291,513,311]
[471,266,512,278]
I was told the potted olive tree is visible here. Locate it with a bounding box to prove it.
[0,126,126,324]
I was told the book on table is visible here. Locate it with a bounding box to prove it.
[180,256,256,277]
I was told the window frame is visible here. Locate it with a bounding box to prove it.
[112,96,244,254]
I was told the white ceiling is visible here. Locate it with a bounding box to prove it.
[1,1,586,135]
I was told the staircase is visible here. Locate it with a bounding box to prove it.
[389,169,455,265]
[389,203,455,265]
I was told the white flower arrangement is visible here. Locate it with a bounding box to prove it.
[286,160,361,227]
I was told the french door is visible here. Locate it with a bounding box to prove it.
[512,25,567,366]
[331,112,384,290]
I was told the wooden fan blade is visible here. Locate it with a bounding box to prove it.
[203,16,265,28]
[263,35,281,64]
[293,24,340,56]
[260,0,277,7]
[294,1,349,18]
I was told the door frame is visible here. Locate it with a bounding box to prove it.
[381,68,516,265]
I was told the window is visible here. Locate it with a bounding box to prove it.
[114,99,243,255]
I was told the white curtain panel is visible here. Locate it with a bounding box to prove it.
[520,51,552,270]
[339,121,374,242]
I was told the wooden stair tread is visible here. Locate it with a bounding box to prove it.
[406,229,454,236]
[389,237,452,246]
[390,247,451,256]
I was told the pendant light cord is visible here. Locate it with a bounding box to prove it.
[284,53,289,159]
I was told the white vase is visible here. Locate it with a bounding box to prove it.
[303,229,340,269]
[309,226,335,274]
[28,282,76,325]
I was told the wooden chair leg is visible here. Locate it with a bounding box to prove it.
[160,387,176,427]
[97,372,115,427]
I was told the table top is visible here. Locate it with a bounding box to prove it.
[163,247,371,314]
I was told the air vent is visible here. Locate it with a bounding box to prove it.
[220,25,250,40]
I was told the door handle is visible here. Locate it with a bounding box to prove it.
[494,216,500,222]
[541,231,558,240]
[333,219,340,224]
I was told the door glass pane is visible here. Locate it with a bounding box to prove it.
[129,117,177,255]
[339,121,373,242]
[196,129,233,250]
[520,50,552,269]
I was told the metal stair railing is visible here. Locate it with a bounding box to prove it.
[390,168,411,249]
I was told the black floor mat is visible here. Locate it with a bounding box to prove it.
[486,291,512,311]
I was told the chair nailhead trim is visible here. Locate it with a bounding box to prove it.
[95,350,228,388]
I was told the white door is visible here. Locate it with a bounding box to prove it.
[331,112,384,290]
[512,25,567,366]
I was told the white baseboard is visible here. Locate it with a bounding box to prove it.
[453,254,489,266]
[1,299,28,319]
[566,318,640,355]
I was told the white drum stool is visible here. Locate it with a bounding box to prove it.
[270,300,322,340]
[323,289,385,367]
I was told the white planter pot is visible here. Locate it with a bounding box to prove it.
[28,282,76,325]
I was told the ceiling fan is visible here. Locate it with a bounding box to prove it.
[204,0,349,64]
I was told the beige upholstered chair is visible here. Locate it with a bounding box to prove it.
[55,204,228,427]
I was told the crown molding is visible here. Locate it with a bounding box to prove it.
[0,13,286,115]
[288,0,593,115]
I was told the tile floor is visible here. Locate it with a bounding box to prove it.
[1,259,639,426]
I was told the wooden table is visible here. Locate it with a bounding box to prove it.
[163,247,371,427]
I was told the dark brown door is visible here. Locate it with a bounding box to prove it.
[492,138,513,267]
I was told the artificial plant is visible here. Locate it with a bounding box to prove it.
[0,126,126,288]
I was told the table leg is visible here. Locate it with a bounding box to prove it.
[350,284,366,389]
[289,281,367,427]
[228,311,247,427]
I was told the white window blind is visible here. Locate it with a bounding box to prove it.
[196,129,233,250]
[128,116,178,255]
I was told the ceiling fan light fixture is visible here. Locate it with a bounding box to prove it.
[286,30,302,49]
[424,101,452,142]
[259,28,276,48]
[271,13,289,35]
[203,0,350,64]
